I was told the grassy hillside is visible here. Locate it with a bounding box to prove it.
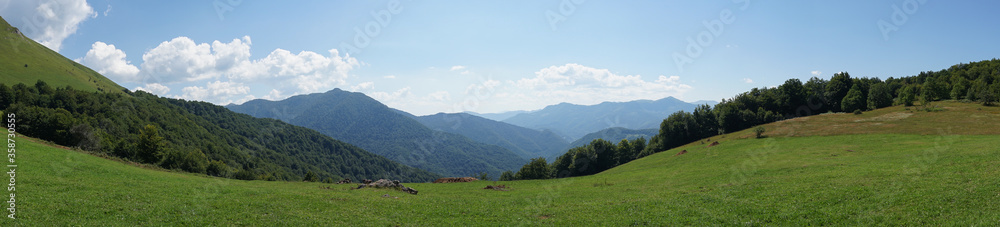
[6,101,998,225]
[0,16,124,93]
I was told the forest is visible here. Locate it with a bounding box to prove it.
[506,59,1000,180]
[0,82,439,182]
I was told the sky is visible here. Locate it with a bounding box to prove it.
[2,0,999,116]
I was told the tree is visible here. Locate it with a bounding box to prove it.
[473,171,492,181]
[207,160,229,177]
[754,126,766,139]
[921,80,946,101]
[161,149,208,173]
[514,158,551,180]
[841,84,865,113]
[499,170,515,181]
[867,83,893,110]
[303,170,319,182]
[951,76,970,100]
[826,72,853,112]
[778,79,807,114]
[0,83,12,110]
[136,124,166,163]
[898,85,916,106]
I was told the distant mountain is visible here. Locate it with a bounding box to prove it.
[465,110,532,121]
[502,97,698,141]
[566,127,658,150]
[228,89,527,177]
[415,113,569,160]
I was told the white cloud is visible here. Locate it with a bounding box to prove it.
[102,35,360,105]
[492,63,693,111]
[178,80,251,105]
[103,4,111,16]
[350,82,375,91]
[134,83,170,95]
[743,78,754,83]
[76,41,139,82]
[262,89,285,101]
[370,87,412,103]
[383,75,396,79]
[428,91,451,102]
[0,0,96,52]
[139,36,253,83]
[811,70,822,76]
[450,65,466,71]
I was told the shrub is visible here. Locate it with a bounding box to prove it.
[754,126,766,139]
[206,160,229,177]
[160,149,208,173]
[303,171,318,182]
[853,109,863,115]
[499,170,515,181]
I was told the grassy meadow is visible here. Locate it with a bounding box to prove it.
[2,101,999,225]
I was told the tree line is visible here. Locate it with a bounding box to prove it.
[504,59,1000,180]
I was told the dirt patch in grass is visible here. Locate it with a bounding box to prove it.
[854,112,913,122]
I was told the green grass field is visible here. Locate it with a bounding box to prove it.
[2,102,999,225]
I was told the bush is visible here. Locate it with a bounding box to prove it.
[206,160,229,177]
[472,171,492,181]
[303,171,318,182]
[499,170,515,181]
[853,109,863,115]
[514,158,551,180]
[160,149,208,173]
[754,126,766,139]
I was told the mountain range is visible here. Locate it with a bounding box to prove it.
[414,113,569,160]
[501,97,698,141]
[227,89,527,177]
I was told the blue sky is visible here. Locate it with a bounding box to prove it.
[2,0,998,115]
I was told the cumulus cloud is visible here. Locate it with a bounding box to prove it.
[79,35,361,105]
[178,80,252,105]
[370,87,413,104]
[76,41,140,82]
[134,83,170,95]
[450,65,466,71]
[139,36,253,83]
[742,78,754,83]
[350,81,375,91]
[811,70,822,76]
[0,0,96,52]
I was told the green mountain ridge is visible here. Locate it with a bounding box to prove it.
[227,89,527,177]
[414,112,569,160]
